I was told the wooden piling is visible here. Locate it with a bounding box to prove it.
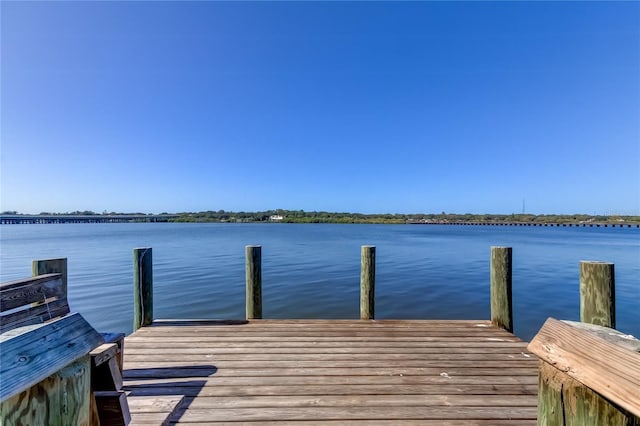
[133,248,153,331]
[360,245,376,320]
[246,245,262,320]
[32,258,67,294]
[580,261,615,328]
[490,246,513,333]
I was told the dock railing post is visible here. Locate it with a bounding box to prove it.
[580,261,615,328]
[133,247,153,331]
[360,245,376,320]
[246,245,262,320]
[32,258,68,293]
[490,246,513,333]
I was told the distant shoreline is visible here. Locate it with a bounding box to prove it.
[1,211,639,226]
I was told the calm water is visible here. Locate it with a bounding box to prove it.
[1,223,638,341]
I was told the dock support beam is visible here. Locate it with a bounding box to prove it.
[133,248,153,331]
[580,261,615,328]
[490,246,513,333]
[246,245,262,320]
[360,245,376,320]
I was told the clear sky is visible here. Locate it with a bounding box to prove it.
[2,1,639,215]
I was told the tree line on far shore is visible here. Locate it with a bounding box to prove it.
[2,210,638,224]
[169,210,640,225]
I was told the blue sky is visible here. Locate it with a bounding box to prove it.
[2,1,639,215]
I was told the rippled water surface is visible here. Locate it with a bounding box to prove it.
[1,223,638,340]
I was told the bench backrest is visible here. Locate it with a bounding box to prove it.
[1,260,103,403]
[0,273,70,333]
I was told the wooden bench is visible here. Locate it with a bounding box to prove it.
[528,318,640,425]
[1,259,130,425]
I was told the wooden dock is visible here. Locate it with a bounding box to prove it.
[4,250,638,425]
[123,319,538,425]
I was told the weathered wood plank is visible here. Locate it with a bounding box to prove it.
[122,352,535,365]
[123,345,531,355]
[128,324,521,333]
[178,394,537,408]
[124,358,535,368]
[124,319,538,424]
[32,258,67,294]
[168,421,535,426]
[128,395,185,412]
[528,317,640,417]
[0,297,71,333]
[0,273,64,311]
[0,312,104,401]
[126,333,521,340]
[564,320,640,352]
[124,374,538,387]
[123,339,527,348]
[102,332,126,373]
[1,355,91,426]
[58,356,93,426]
[167,406,537,421]
[124,364,537,377]
[537,361,636,426]
[146,318,495,326]
[126,383,538,398]
[128,396,184,426]
[129,328,513,340]
[91,342,119,367]
[127,331,522,338]
[133,321,511,330]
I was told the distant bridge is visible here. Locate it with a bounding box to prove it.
[406,220,639,228]
[0,214,181,224]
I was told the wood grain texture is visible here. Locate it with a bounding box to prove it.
[0,297,70,333]
[528,317,640,417]
[128,395,184,426]
[537,361,635,426]
[245,245,262,319]
[0,273,64,311]
[490,246,513,332]
[1,355,91,426]
[102,332,126,373]
[123,319,537,424]
[0,312,104,401]
[91,343,119,367]
[134,247,153,331]
[0,274,70,333]
[580,261,615,328]
[360,245,375,319]
[32,258,67,295]
[167,406,537,422]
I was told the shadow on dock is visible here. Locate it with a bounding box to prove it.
[124,365,217,424]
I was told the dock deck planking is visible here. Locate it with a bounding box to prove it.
[123,319,538,425]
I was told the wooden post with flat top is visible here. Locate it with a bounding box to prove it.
[360,245,375,320]
[133,247,153,331]
[32,258,67,293]
[246,245,262,319]
[580,261,615,328]
[490,246,513,333]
